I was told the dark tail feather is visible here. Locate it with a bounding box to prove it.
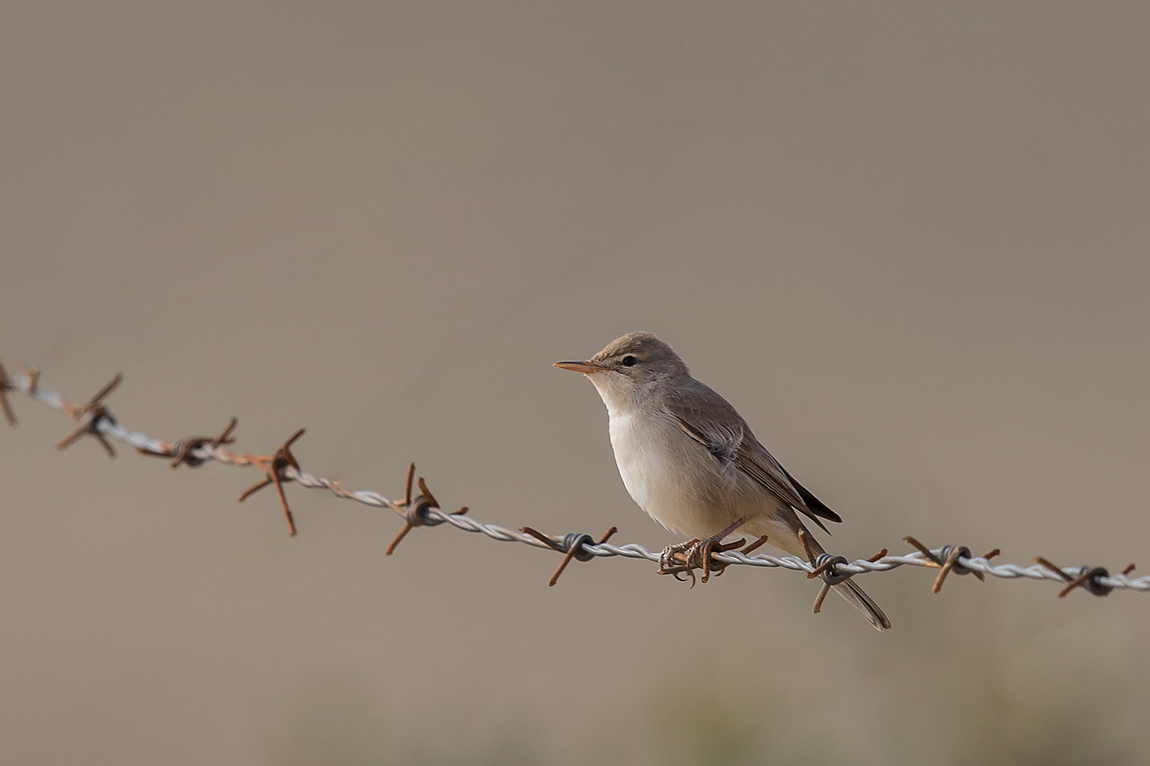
[832,579,892,632]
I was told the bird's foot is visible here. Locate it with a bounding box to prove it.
[657,535,748,586]
[657,538,699,579]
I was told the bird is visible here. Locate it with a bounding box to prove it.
[554,331,891,631]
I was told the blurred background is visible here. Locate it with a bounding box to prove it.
[2,2,1149,764]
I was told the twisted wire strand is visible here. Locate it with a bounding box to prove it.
[8,370,1149,592]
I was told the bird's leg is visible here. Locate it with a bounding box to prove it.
[658,519,747,585]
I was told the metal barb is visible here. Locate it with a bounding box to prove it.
[55,372,123,458]
[384,469,463,556]
[1034,556,1113,598]
[139,417,239,467]
[797,528,819,565]
[1034,556,1070,582]
[741,535,770,556]
[812,582,832,614]
[176,417,238,469]
[385,524,413,556]
[416,476,439,510]
[901,536,942,566]
[403,463,415,506]
[810,545,887,614]
[806,553,848,581]
[547,526,618,586]
[519,525,561,550]
[236,428,305,536]
[797,528,835,614]
[901,537,980,593]
[796,529,855,584]
[1059,567,1111,598]
[932,546,965,594]
[519,525,621,586]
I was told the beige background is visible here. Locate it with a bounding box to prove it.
[2,2,1149,764]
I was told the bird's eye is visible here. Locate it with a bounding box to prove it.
[621,355,638,367]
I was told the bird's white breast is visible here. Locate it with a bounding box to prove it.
[606,407,743,539]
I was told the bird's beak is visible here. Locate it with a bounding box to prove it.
[554,360,606,374]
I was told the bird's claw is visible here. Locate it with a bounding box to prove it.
[657,536,748,586]
[658,538,699,581]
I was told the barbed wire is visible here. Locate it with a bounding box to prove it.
[2,358,1147,607]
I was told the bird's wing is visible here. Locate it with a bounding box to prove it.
[781,467,842,525]
[665,383,840,533]
[666,400,744,470]
[734,439,835,533]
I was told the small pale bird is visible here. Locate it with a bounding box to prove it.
[555,331,891,631]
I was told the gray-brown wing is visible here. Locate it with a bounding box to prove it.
[664,384,804,506]
[665,382,837,533]
[734,438,834,534]
[782,468,842,525]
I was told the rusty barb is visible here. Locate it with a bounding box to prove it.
[235,428,306,536]
[55,372,123,458]
[902,536,996,594]
[137,417,238,469]
[520,524,619,586]
[384,463,469,556]
[4,358,1150,607]
[799,528,891,615]
[134,415,304,535]
[1034,556,1136,598]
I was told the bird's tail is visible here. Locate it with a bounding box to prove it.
[831,578,891,632]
